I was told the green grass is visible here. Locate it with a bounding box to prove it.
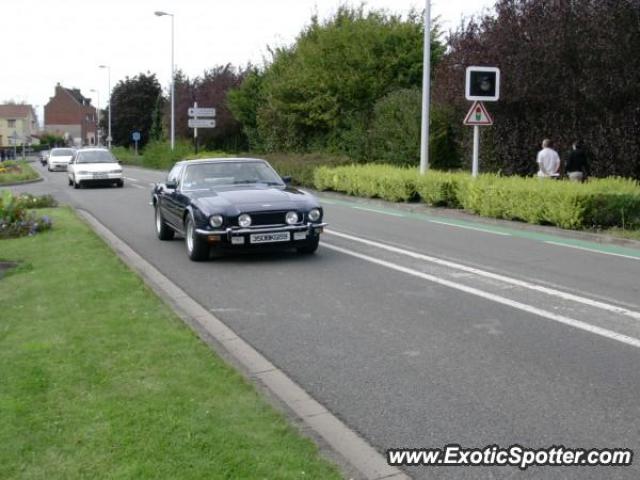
[0,208,342,480]
[0,160,39,184]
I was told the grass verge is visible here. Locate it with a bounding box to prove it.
[0,208,342,480]
[0,160,39,184]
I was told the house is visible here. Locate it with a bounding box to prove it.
[44,83,98,147]
[0,104,39,148]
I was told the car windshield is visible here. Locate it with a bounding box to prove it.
[76,151,117,164]
[51,149,74,156]
[182,161,284,190]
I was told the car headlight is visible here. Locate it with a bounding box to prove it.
[209,214,223,228]
[308,208,321,222]
[107,169,122,174]
[285,211,299,225]
[238,214,252,228]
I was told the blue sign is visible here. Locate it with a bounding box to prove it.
[132,131,141,142]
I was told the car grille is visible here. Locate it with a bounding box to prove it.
[234,211,296,227]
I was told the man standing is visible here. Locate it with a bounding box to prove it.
[536,139,561,178]
[565,140,589,182]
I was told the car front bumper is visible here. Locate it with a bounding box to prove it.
[195,222,327,246]
[75,172,123,182]
[49,163,69,171]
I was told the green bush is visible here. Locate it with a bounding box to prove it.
[313,164,640,230]
[0,191,53,238]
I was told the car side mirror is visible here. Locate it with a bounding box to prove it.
[281,175,292,185]
[165,180,178,190]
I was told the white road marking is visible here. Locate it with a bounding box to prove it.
[353,206,405,217]
[322,242,640,350]
[326,229,640,321]
[124,176,139,182]
[545,241,640,261]
[428,219,511,236]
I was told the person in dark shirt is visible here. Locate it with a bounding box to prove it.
[565,140,589,182]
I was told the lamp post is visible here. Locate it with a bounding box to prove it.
[154,10,175,150]
[90,89,100,146]
[98,65,112,149]
[419,0,431,175]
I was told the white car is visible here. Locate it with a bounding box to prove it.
[67,148,124,188]
[48,148,75,171]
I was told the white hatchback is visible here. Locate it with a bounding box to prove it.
[67,148,124,188]
[48,148,75,171]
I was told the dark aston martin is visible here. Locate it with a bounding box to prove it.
[151,158,327,261]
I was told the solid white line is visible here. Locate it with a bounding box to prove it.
[326,229,640,321]
[322,242,640,350]
[545,241,640,261]
[124,176,139,182]
[428,219,511,236]
[353,206,405,217]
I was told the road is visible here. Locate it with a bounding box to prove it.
[10,163,640,479]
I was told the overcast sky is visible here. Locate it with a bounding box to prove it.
[4,0,495,124]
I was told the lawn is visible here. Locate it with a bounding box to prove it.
[0,160,40,184]
[0,208,342,480]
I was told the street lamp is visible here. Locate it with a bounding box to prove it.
[98,64,112,149]
[90,89,100,146]
[154,10,175,150]
[419,0,432,175]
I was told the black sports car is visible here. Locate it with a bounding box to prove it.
[152,158,327,261]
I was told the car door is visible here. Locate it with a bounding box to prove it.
[160,164,184,229]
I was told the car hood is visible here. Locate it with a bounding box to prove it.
[190,185,318,214]
[74,162,121,172]
[50,155,73,163]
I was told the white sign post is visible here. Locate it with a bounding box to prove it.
[463,101,494,177]
[188,103,216,153]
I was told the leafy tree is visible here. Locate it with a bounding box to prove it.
[229,6,445,156]
[110,73,163,148]
[434,0,640,178]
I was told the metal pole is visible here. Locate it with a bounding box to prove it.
[170,14,175,151]
[107,67,112,149]
[90,89,100,146]
[419,0,431,175]
[472,125,480,177]
[193,101,198,154]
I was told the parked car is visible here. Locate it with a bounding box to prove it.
[151,158,327,261]
[39,150,50,166]
[47,148,75,171]
[67,148,123,188]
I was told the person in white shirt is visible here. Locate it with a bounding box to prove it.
[536,139,561,178]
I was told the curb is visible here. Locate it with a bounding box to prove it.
[76,208,409,480]
[0,176,44,187]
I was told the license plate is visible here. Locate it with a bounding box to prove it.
[250,232,290,244]
[93,173,108,179]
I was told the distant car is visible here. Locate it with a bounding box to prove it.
[47,148,75,171]
[39,150,50,166]
[67,148,123,188]
[151,158,327,261]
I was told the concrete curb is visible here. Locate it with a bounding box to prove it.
[76,208,409,480]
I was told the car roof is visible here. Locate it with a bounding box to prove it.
[176,157,268,166]
[76,148,111,153]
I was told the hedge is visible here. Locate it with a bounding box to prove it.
[313,164,640,230]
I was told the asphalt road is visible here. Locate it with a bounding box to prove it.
[10,162,640,479]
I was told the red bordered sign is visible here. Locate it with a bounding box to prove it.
[463,101,494,126]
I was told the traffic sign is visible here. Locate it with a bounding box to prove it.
[188,118,216,128]
[466,66,500,102]
[132,131,141,142]
[463,101,493,126]
[188,107,216,117]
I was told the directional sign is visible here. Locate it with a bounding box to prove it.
[132,131,141,142]
[188,118,216,128]
[463,101,493,126]
[188,107,216,117]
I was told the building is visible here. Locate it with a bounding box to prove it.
[44,84,98,147]
[0,104,39,148]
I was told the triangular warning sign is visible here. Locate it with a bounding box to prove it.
[463,101,494,126]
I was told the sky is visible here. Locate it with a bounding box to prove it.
[3,0,495,125]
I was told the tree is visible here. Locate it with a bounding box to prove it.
[433,0,640,178]
[229,6,446,156]
[110,73,163,148]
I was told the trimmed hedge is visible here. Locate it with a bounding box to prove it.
[313,164,640,230]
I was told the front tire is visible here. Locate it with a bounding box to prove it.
[73,178,81,189]
[185,216,209,261]
[297,236,320,254]
[155,206,174,240]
